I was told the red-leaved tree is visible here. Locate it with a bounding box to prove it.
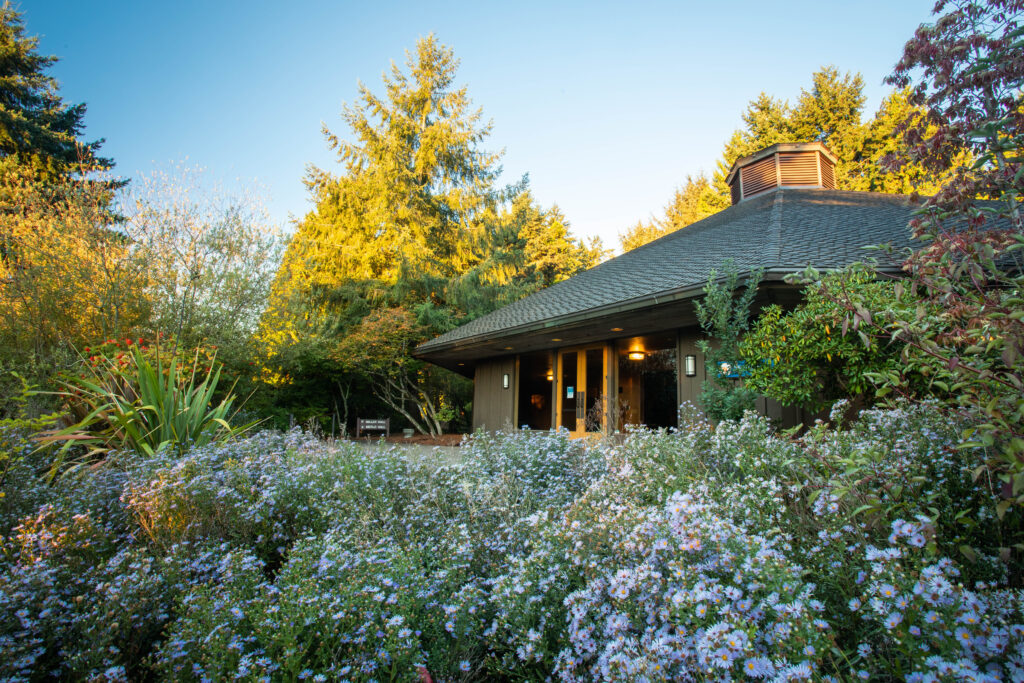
[869,0,1024,519]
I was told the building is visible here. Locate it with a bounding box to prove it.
[414,142,920,434]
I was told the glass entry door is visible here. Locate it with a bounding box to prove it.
[558,346,607,436]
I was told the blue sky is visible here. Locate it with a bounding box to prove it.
[27,0,936,248]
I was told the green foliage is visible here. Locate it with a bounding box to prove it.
[824,1,1024,524]
[707,66,954,201]
[260,36,600,433]
[1,404,1022,680]
[1,161,279,426]
[617,219,666,253]
[331,307,468,436]
[789,66,867,178]
[848,88,961,194]
[0,2,113,180]
[515,200,604,288]
[741,265,921,412]
[694,263,763,421]
[618,173,726,252]
[0,159,149,377]
[0,373,59,509]
[124,167,285,382]
[628,67,953,256]
[41,344,256,473]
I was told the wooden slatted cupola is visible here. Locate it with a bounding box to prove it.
[725,142,838,204]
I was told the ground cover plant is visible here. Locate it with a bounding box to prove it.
[1,400,1021,681]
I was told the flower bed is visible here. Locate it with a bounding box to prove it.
[1,404,1021,681]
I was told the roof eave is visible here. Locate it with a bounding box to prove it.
[414,268,778,358]
[415,262,906,359]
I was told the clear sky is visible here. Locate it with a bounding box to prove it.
[26,0,936,249]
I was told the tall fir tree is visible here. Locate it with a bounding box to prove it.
[711,93,795,198]
[790,66,866,182]
[0,2,112,180]
[260,35,599,432]
[622,66,955,254]
[618,173,725,252]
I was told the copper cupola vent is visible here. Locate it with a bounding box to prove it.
[725,142,838,205]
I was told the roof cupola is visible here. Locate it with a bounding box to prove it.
[725,142,837,205]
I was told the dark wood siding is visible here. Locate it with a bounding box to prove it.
[779,152,819,186]
[676,331,707,416]
[472,357,516,431]
[740,156,778,198]
[821,156,836,189]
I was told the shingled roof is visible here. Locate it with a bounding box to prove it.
[416,188,920,358]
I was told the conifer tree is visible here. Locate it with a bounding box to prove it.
[618,173,725,252]
[790,66,867,181]
[0,2,112,179]
[613,66,950,255]
[261,35,599,433]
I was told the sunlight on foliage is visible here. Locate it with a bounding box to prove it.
[39,343,257,475]
[2,403,1021,680]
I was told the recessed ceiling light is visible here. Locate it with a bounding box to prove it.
[551,338,562,342]
[503,346,513,350]
[611,327,623,332]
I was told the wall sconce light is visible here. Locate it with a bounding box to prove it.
[545,370,553,381]
[628,351,645,361]
[684,354,697,377]
[502,373,510,389]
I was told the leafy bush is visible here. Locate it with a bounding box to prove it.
[1,405,1022,680]
[870,0,1024,521]
[694,263,763,421]
[41,343,256,473]
[741,265,921,412]
[0,375,60,528]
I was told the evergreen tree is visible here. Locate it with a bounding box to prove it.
[0,2,112,179]
[712,93,795,196]
[790,66,866,182]
[698,67,945,208]
[617,220,663,253]
[660,173,728,232]
[619,173,726,252]
[518,200,603,286]
[847,88,964,194]
[260,35,599,433]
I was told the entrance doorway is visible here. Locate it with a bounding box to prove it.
[558,346,607,436]
[615,333,678,431]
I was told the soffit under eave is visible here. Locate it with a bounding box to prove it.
[415,279,807,372]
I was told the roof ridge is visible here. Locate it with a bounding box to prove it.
[771,190,784,264]
[618,191,773,256]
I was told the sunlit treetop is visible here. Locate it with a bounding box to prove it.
[0,2,113,180]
